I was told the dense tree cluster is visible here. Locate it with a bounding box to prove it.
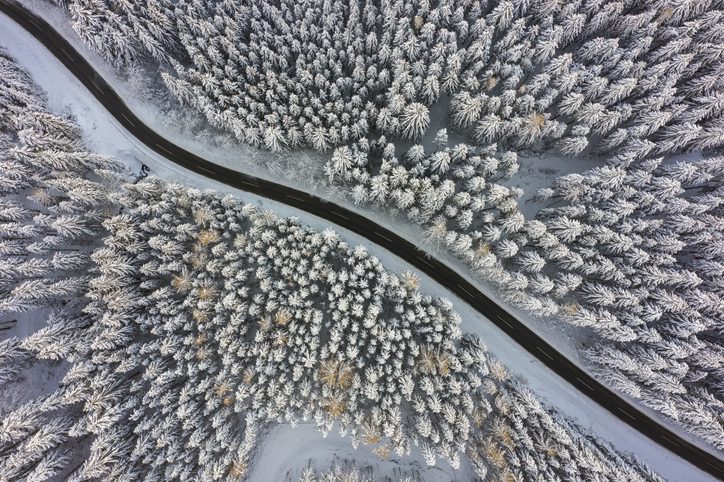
[83,177,482,476]
[465,380,664,482]
[326,131,523,263]
[58,0,724,157]
[447,0,724,158]
[68,178,654,480]
[534,155,724,449]
[53,0,176,67]
[61,0,479,151]
[0,54,662,480]
[0,49,121,481]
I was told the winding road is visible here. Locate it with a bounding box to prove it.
[1,0,723,478]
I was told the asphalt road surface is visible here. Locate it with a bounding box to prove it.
[1,0,722,478]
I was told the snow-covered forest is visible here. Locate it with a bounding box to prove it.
[0,50,669,480]
[45,0,724,451]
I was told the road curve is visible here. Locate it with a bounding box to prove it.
[1,0,723,478]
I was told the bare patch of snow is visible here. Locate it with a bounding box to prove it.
[248,424,462,482]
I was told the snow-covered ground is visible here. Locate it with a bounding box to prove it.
[0,8,718,481]
[248,424,458,482]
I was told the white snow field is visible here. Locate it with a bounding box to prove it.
[248,423,460,482]
[0,11,717,481]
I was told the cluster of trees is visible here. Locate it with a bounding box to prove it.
[326,130,523,259]
[59,0,492,152]
[53,0,176,67]
[51,0,724,450]
[0,49,122,480]
[465,380,665,482]
[80,178,526,476]
[447,0,724,158]
[57,0,724,157]
[35,176,658,480]
[534,154,724,449]
[82,177,477,476]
